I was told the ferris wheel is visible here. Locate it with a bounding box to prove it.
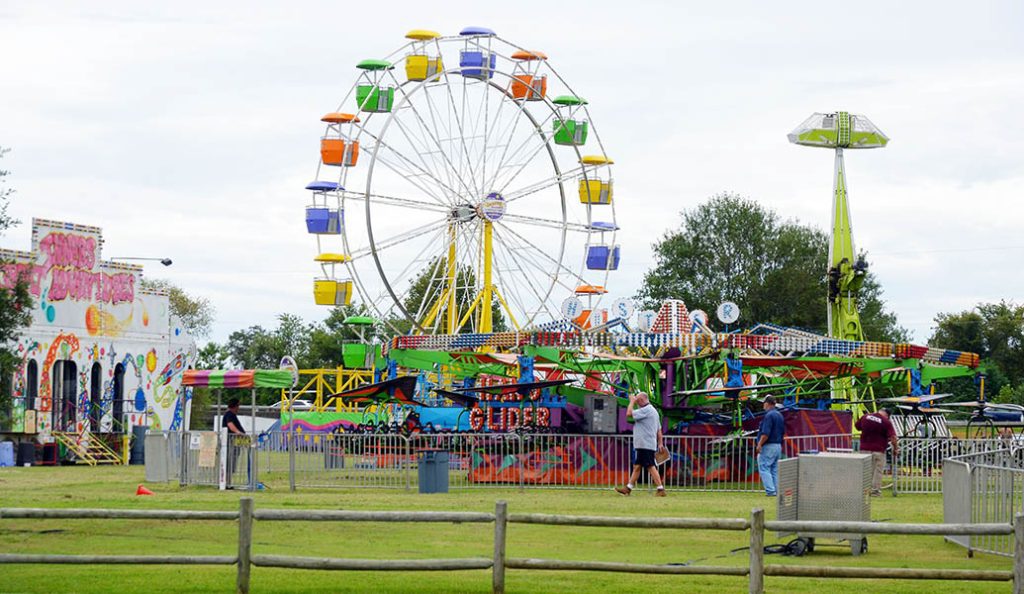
[305,26,620,335]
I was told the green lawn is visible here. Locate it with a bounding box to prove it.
[0,465,1013,593]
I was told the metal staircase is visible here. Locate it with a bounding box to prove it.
[51,432,125,465]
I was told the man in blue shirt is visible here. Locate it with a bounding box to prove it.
[756,395,785,496]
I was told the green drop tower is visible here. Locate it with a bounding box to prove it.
[788,112,889,341]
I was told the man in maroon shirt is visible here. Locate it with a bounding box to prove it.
[855,409,899,496]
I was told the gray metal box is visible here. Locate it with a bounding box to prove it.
[777,452,872,553]
[797,452,871,525]
[584,394,617,434]
[777,457,800,523]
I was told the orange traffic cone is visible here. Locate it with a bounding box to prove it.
[136,484,155,496]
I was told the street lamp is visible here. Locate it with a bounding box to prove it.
[111,257,173,266]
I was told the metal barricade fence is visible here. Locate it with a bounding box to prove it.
[143,430,182,482]
[408,432,521,490]
[895,438,1004,494]
[226,433,256,490]
[944,448,1024,557]
[172,430,1012,494]
[255,430,289,482]
[291,432,411,490]
[269,431,857,492]
[179,430,223,488]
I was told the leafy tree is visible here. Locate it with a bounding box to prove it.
[196,342,231,369]
[929,301,1024,402]
[637,192,909,341]
[226,314,313,370]
[0,147,32,430]
[140,278,215,338]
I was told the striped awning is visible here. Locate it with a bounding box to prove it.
[182,369,295,389]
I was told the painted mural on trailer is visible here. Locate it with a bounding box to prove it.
[0,218,196,440]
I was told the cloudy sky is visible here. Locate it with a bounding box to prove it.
[2,1,1021,344]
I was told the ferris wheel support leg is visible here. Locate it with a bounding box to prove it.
[419,284,449,332]
[446,224,459,335]
[481,221,494,334]
[492,287,520,331]
[456,291,486,333]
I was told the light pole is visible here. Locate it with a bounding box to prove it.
[110,257,173,266]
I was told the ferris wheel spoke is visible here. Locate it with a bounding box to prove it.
[503,169,582,204]
[499,212,588,232]
[361,128,461,204]
[464,76,498,198]
[388,114,460,204]
[435,68,480,198]
[490,227,565,322]
[418,85,471,200]
[495,134,559,196]
[391,74,478,201]
[353,218,450,261]
[464,78,493,198]
[456,74,482,197]
[481,85,534,192]
[361,192,451,214]
[488,109,557,189]
[494,223,585,289]
[490,232,557,324]
[371,153,450,206]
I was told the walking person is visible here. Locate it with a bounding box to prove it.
[616,392,667,497]
[222,398,247,488]
[756,395,785,496]
[855,408,899,496]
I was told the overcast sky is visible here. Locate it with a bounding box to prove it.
[2,1,1022,345]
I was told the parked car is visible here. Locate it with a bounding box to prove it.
[268,399,313,411]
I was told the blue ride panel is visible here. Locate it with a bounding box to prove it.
[586,245,620,270]
[460,51,496,79]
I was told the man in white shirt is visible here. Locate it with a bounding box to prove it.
[615,392,667,497]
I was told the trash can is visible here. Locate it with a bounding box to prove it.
[417,449,449,494]
[0,442,14,467]
[41,443,58,466]
[16,441,35,467]
[325,444,346,469]
[130,425,147,465]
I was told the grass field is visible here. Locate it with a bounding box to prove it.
[0,465,1014,593]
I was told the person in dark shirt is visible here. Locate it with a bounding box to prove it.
[222,398,246,487]
[756,395,785,496]
[855,409,898,496]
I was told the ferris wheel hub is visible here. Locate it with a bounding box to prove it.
[477,192,506,222]
[451,204,476,223]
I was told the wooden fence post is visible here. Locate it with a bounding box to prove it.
[1014,513,1024,594]
[493,500,508,594]
[238,498,254,594]
[750,508,764,594]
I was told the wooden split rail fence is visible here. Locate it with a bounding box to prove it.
[0,500,1021,593]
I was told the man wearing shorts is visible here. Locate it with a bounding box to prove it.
[616,392,666,497]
